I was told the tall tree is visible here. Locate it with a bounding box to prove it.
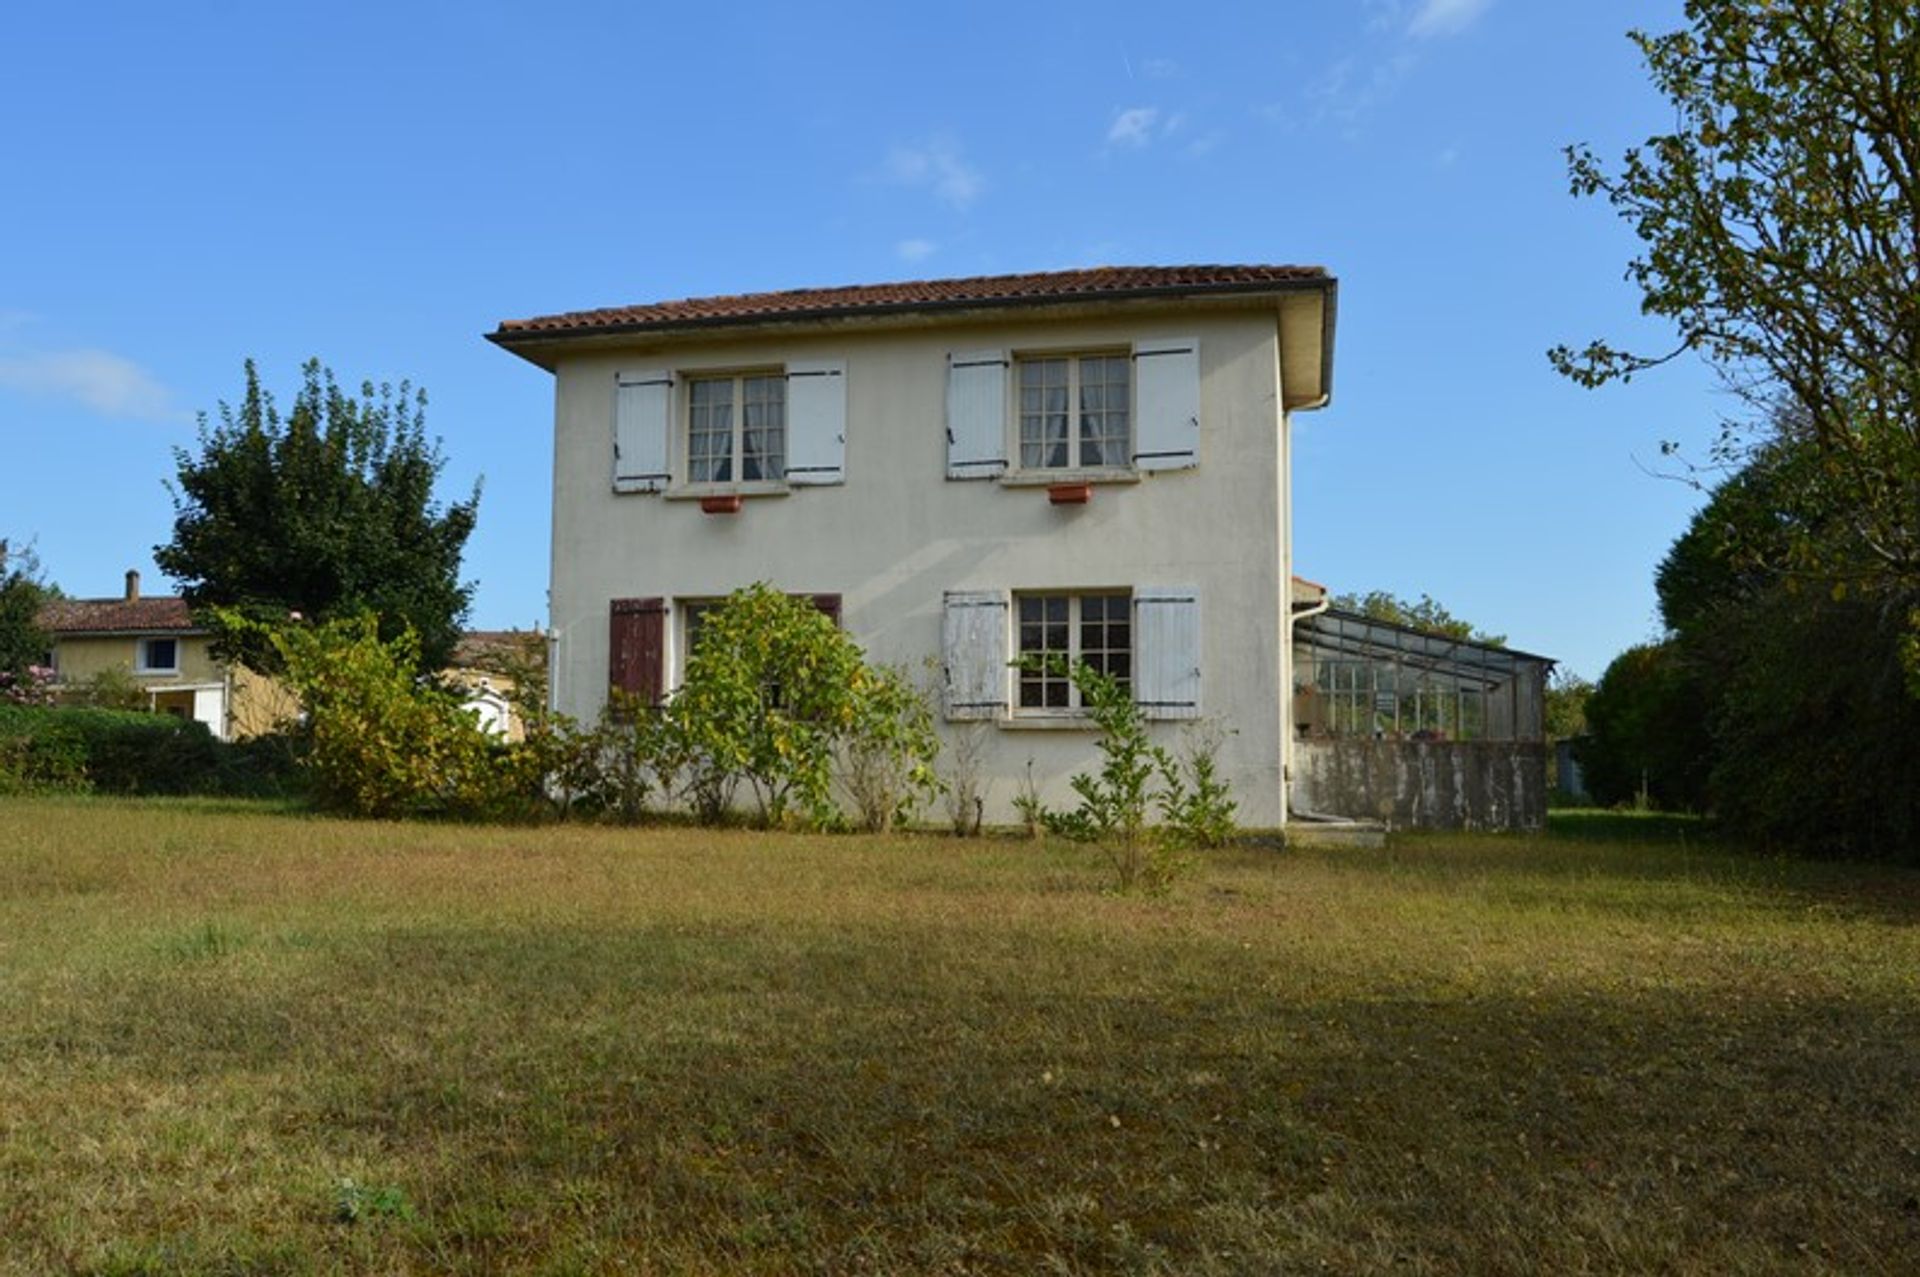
[0,538,54,688]
[1552,0,1920,668]
[156,360,480,671]
[1655,449,1920,858]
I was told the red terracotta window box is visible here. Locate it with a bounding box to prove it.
[700,494,745,515]
[1047,483,1093,506]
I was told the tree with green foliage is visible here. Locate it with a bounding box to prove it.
[1576,643,1713,811]
[1552,0,1920,674]
[1331,589,1504,646]
[156,360,480,673]
[259,612,506,819]
[1544,670,1593,743]
[1656,450,1920,858]
[0,540,55,705]
[666,584,940,829]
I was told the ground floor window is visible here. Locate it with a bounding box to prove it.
[1016,591,1131,709]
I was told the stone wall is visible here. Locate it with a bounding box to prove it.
[1292,739,1548,832]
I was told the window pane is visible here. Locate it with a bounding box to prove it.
[1079,356,1129,469]
[1017,592,1071,708]
[1079,593,1131,693]
[688,378,734,483]
[741,375,786,481]
[1019,359,1071,470]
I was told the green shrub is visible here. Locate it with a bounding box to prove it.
[1575,642,1712,810]
[1033,660,1233,893]
[0,703,294,797]
[1156,722,1239,849]
[661,585,940,829]
[263,612,507,819]
[63,665,152,711]
[835,663,941,833]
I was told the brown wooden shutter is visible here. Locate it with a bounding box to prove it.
[609,597,666,705]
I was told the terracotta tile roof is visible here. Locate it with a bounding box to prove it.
[40,595,201,635]
[491,264,1330,341]
[451,629,541,670]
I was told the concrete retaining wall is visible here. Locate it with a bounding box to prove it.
[1293,739,1547,833]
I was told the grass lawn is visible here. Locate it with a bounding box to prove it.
[3,800,1917,1274]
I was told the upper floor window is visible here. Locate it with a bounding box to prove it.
[1017,354,1130,470]
[687,373,786,484]
[138,637,179,674]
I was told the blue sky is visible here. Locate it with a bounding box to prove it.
[0,0,1716,679]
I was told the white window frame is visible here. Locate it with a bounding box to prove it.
[1014,590,1133,714]
[136,636,180,675]
[1013,351,1133,474]
[681,369,788,488]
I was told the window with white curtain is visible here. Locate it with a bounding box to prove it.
[1017,353,1130,470]
[686,372,786,483]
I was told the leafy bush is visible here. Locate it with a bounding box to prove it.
[0,664,56,708]
[1155,721,1239,849]
[264,612,508,818]
[63,665,151,711]
[1575,642,1712,810]
[0,703,295,797]
[663,585,940,829]
[835,664,941,833]
[1034,660,1235,892]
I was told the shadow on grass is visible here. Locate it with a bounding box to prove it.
[28,920,1920,1273]
[1547,808,1714,844]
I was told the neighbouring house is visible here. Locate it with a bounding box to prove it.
[37,570,289,740]
[445,629,543,741]
[39,571,538,744]
[1289,576,1554,831]
[489,264,1338,828]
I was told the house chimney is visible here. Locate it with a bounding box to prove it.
[125,569,140,602]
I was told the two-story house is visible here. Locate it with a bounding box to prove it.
[489,265,1337,828]
[38,571,247,737]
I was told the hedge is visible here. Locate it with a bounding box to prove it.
[0,705,299,798]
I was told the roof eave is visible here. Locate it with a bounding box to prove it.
[487,275,1339,373]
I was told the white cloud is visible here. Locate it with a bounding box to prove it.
[1408,0,1492,38]
[895,238,936,264]
[1305,51,1416,132]
[884,137,984,210]
[0,348,186,423]
[1141,57,1182,80]
[1107,106,1160,147]
[1186,131,1226,158]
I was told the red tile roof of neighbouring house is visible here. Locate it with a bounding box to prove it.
[451,629,540,671]
[40,596,201,635]
[489,264,1333,343]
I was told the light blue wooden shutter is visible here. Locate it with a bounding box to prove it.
[942,590,1008,719]
[785,359,846,485]
[1134,587,1201,718]
[614,370,672,493]
[1133,338,1199,472]
[946,350,1008,479]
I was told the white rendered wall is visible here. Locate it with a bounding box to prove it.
[546,305,1291,826]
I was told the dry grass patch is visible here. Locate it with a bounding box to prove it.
[2,798,1918,1274]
